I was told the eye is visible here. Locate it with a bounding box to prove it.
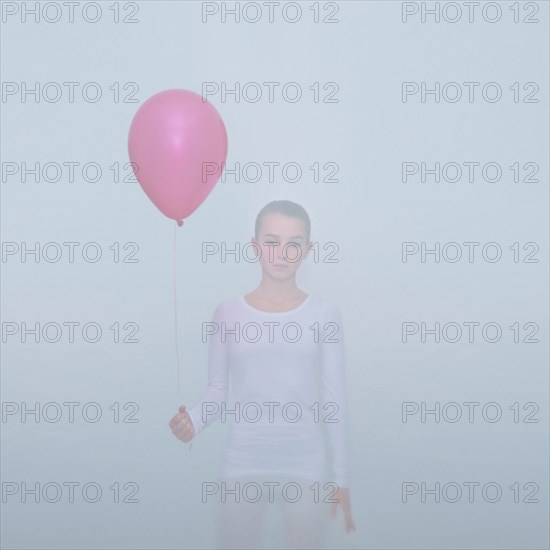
[264,241,279,245]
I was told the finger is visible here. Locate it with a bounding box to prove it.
[169,417,180,430]
[170,406,187,425]
[173,421,192,437]
[342,501,356,532]
[169,414,185,430]
[176,415,192,431]
[174,431,193,441]
[170,422,190,440]
[178,426,194,442]
[168,414,180,434]
[345,516,357,533]
[177,431,192,442]
[171,413,189,429]
[329,502,337,519]
[169,415,181,428]
[341,497,352,514]
[174,421,194,439]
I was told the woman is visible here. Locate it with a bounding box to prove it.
[169,200,355,548]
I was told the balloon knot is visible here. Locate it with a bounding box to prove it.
[177,219,184,227]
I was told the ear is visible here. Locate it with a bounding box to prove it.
[302,240,313,260]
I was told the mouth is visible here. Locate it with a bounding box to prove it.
[272,264,289,269]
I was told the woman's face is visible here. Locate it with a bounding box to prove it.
[252,213,311,279]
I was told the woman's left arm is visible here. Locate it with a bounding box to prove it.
[319,301,349,489]
[320,302,356,533]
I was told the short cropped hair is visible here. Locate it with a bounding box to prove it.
[255,200,311,241]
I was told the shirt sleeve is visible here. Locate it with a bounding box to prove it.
[320,301,350,489]
[186,301,229,436]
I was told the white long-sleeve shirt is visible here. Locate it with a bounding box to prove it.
[187,294,349,488]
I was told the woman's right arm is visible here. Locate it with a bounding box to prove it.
[185,301,229,436]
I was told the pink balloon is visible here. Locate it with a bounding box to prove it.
[128,89,228,225]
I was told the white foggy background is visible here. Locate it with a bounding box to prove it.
[1,1,548,549]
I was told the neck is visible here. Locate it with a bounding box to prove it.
[255,274,303,301]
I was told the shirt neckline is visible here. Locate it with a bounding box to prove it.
[240,294,312,315]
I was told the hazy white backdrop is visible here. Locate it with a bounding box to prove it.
[1,1,548,549]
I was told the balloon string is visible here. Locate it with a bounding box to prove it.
[174,221,181,399]
[173,221,193,453]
